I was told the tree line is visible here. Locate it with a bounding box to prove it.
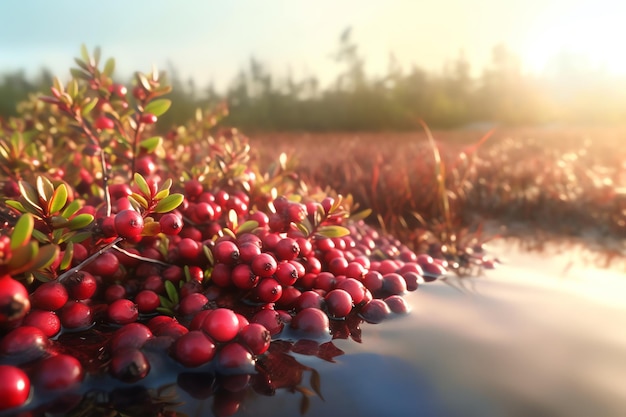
[2,30,625,131]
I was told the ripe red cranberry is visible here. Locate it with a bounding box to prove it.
[22,310,61,337]
[362,271,384,292]
[159,212,183,235]
[275,237,300,261]
[336,278,367,305]
[422,262,446,281]
[0,365,30,410]
[35,354,84,390]
[202,308,239,343]
[105,283,127,302]
[328,257,348,276]
[325,289,353,318]
[111,323,153,351]
[0,275,31,327]
[238,323,271,355]
[85,251,120,277]
[291,308,330,339]
[359,299,392,324]
[110,348,151,382]
[251,308,284,336]
[251,253,277,277]
[178,293,208,317]
[313,272,337,292]
[255,278,282,303]
[114,209,144,239]
[382,273,407,295]
[171,330,216,367]
[94,115,114,130]
[384,295,411,314]
[217,342,254,374]
[134,290,160,313]
[107,299,138,325]
[0,326,49,364]
[213,240,240,265]
[178,238,201,261]
[60,301,93,329]
[274,261,299,286]
[401,271,421,291]
[294,290,324,311]
[140,113,158,124]
[184,179,203,198]
[210,263,232,287]
[135,156,156,177]
[189,309,214,331]
[231,264,259,290]
[65,271,97,300]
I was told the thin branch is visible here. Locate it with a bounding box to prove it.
[111,244,170,266]
[57,237,123,282]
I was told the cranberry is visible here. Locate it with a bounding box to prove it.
[202,308,239,343]
[291,308,330,338]
[114,209,144,239]
[0,326,49,364]
[178,238,201,261]
[140,113,158,124]
[255,278,282,303]
[85,251,120,277]
[325,289,353,318]
[384,295,411,314]
[131,289,158,313]
[60,301,93,329]
[22,310,61,337]
[159,212,183,235]
[0,275,31,327]
[382,273,407,295]
[217,342,254,374]
[251,309,284,336]
[401,271,421,291]
[171,330,216,367]
[213,241,240,265]
[111,323,153,351]
[275,237,300,261]
[105,283,127,302]
[178,293,208,317]
[294,290,324,311]
[238,242,261,263]
[231,264,259,290]
[238,323,271,355]
[0,365,30,410]
[107,299,139,325]
[362,271,384,292]
[251,253,277,277]
[274,261,299,287]
[30,281,68,311]
[110,348,150,382]
[94,115,114,130]
[65,271,97,300]
[336,278,367,305]
[35,354,84,390]
[359,299,391,324]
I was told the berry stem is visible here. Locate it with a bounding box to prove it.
[111,245,170,266]
[57,237,123,283]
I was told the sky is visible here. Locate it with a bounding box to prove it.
[1,0,624,91]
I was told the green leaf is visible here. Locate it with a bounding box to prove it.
[164,280,179,305]
[31,244,59,270]
[5,200,27,213]
[349,208,372,222]
[136,72,151,91]
[80,44,90,64]
[128,194,147,211]
[11,213,34,250]
[158,296,174,310]
[31,228,50,244]
[203,245,214,266]
[93,46,101,66]
[60,242,74,271]
[81,97,99,116]
[153,193,183,213]
[156,307,174,316]
[133,173,150,197]
[67,231,91,243]
[36,176,54,203]
[139,136,162,153]
[70,68,90,81]
[61,200,81,219]
[222,228,236,240]
[316,225,351,239]
[144,99,171,117]
[7,242,38,274]
[48,183,68,214]
[66,213,94,231]
[103,57,115,76]
[236,220,258,235]
[19,181,43,213]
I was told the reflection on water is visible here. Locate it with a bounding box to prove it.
[14,239,626,417]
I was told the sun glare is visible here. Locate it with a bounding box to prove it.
[521,2,626,75]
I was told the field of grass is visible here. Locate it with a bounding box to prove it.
[248,126,626,268]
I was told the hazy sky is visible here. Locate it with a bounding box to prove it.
[1,0,624,90]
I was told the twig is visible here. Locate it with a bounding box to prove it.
[57,237,123,282]
[111,244,170,266]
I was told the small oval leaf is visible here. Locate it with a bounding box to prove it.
[66,213,94,231]
[316,225,351,239]
[153,193,183,213]
[133,173,150,197]
[48,183,68,214]
[11,213,34,250]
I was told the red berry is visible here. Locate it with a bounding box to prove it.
[0,365,30,410]
[255,278,282,303]
[231,264,259,290]
[359,299,392,324]
[251,309,284,336]
[172,330,216,367]
[22,310,61,337]
[178,293,208,317]
[251,253,277,277]
[202,308,240,343]
[94,115,114,130]
[65,271,97,300]
[238,323,271,355]
[107,298,138,325]
[217,342,254,374]
[110,323,153,351]
[110,348,150,382]
[59,301,93,329]
[35,354,84,390]
[325,289,353,318]
[0,275,31,327]
[291,308,330,338]
[159,212,183,235]
[384,295,411,314]
[140,113,158,124]
[275,237,300,261]
[114,209,144,239]
[0,326,49,364]
[134,290,160,313]
[213,240,240,265]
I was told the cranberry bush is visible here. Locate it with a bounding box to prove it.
[0,47,447,415]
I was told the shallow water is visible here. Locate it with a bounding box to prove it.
[198,240,626,417]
